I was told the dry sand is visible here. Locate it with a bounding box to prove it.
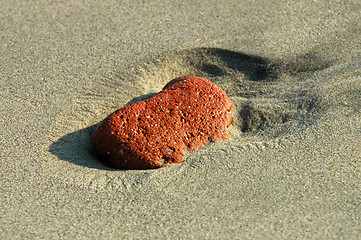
[1,0,361,238]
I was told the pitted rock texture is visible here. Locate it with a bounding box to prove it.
[93,76,232,169]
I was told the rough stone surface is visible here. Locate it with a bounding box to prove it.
[92,76,232,169]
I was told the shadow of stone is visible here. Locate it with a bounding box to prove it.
[48,124,119,170]
[49,94,157,170]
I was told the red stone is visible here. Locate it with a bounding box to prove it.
[92,76,232,169]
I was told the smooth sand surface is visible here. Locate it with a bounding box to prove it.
[1,0,361,238]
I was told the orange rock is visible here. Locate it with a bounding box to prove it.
[93,76,232,169]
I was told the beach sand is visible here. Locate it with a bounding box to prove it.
[1,0,361,238]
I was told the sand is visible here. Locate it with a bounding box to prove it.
[1,0,361,238]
